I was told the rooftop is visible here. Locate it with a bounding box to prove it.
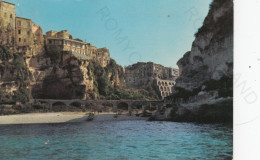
[16,16,31,21]
[46,37,88,45]
[0,1,15,6]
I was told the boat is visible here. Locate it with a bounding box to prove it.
[86,112,94,121]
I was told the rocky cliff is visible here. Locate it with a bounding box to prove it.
[0,46,127,104]
[29,50,129,100]
[0,44,157,106]
[162,0,233,123]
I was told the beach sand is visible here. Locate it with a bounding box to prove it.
[0,112,148,125]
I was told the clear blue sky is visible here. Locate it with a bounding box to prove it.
[9,0,212,68]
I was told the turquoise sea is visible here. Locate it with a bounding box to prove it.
[0,120,232,160]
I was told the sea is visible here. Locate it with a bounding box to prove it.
[0,120,232,160]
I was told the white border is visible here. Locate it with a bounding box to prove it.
[234,0,260,159]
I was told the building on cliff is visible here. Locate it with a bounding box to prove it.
[44,30,110,67]
[0,1,44,55]
[0,1,111,67]
[0,1,16,48]
[125,62,179,99]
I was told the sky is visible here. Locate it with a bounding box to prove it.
[8,0,212,68]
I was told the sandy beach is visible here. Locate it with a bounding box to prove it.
[0,112,148,125]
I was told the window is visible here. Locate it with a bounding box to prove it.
[18,20,21,26]
[27,31,30,36]
[24,39,26,42]
[10,14,12,19]
[4,12,6,17]
[48,40,52,44]
[18,30,21,34]
[57,40,62,45]
[19,38,21,42]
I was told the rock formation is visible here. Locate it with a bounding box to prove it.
[161,0,233,123]
[0,46,126,104]
[28,52,124,100]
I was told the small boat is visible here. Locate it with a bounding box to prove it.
[86,112,94,121]
[113,114,118,118]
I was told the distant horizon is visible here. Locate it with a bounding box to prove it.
[8,0,212,68]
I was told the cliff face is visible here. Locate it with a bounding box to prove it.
[0,47,125,104]
[176,0,233,90]
[28,52,125,100]
[163,0,233,123]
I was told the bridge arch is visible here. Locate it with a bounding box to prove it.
[84,102,96,111]
[38,100,50,106]
[52,102,67,106]
[70,101,82,108]
[131,101,144,110]
[102,102,114,112]
[117,102,129,111]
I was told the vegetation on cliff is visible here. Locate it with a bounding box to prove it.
[0,45,31,104]
[0,45,13,61]
[13,54,31,103]
[88,59,153,100]
[44,46,62,63]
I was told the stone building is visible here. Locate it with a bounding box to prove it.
[96,48,110,67]
[156,78,176,99]
[15,17,44,56]
[16,17,33,47]
[0,1,16,47]
[45,30,90,60]
[45,30,110,67]
[0,1,44,55]
[125,62,179,99]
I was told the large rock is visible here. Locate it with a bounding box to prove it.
[163,0,233,123]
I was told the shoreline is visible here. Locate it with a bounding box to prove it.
[0,112,148,125]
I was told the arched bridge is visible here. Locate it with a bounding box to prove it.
[34,99,166,113]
